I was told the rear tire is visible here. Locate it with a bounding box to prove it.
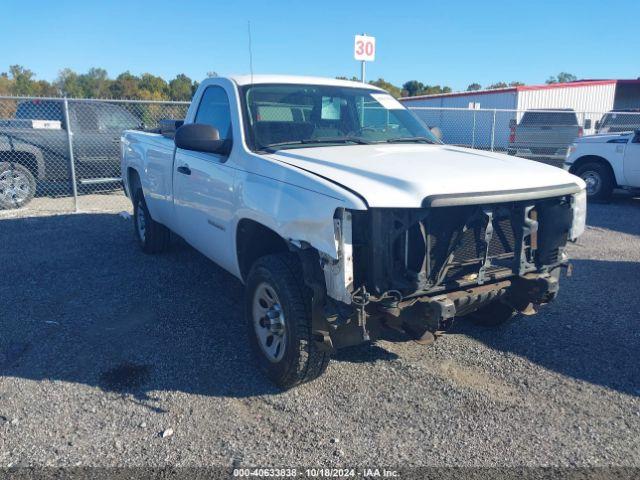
[245,253,330,389]
[466,300,516,327]
[575,162,614,201]
[133,188,170,254]
[0,162,36,210]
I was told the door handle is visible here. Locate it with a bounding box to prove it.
[177,165,191,175]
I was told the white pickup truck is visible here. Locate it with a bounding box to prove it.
[121,75,586,389]
[565,130,640,201]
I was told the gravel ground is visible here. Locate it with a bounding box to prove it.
[1,194,639,469]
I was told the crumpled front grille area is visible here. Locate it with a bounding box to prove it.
[350,197,571,297]
[412,205,519,287]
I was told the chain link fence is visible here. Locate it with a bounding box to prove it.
[408,106,640,167]
[0,96,189,215]
[1,95,639,217]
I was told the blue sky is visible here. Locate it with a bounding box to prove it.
[2,0,639,91]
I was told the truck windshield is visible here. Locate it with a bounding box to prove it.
[599,111,640,132]
[240,84,439,151]
[520,110,578,126]
[16,100,63,121]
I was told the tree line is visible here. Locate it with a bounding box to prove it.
[465,73,577,92]
[337,76,452,98]
[0,65,579,101]
[0,65,206,101]
[333,72,575,98]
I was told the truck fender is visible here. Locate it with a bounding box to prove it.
[569,154,619,187]
[233,173,362,304]
[0,140,46,179]
[234,181,344,261]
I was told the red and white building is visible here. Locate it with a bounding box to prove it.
[400,80,640,149]
[400,79,640,114]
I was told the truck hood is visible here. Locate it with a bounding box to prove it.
[576,132,631,144]
[267,144,585,208]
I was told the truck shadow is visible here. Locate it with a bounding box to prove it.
[585,193,640,236]
[448,257,640,397]
[0,213,638,404]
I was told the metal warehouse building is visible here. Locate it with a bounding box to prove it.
[400,79,640,113]
[400,80,640,149]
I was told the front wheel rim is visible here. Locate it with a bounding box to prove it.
[252,282,287,363]
[581,171,601,196]
[0,168,32,206]
[136,200,147,241]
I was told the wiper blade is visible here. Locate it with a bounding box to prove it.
[262,136,372,150]
[301,136,373,145]
[386,137,436,144]
[262,140,303,149]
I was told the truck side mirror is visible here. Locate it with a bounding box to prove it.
[584,119,592,130]
[175,123,231,155]
[595,120,601,130]
[509,119,517,128]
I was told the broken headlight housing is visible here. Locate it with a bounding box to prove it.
[569,189,587,241]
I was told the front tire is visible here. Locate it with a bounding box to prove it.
[0,162,36,210]
[246,253,330,389]
[133,189,170,254]
[575,162,613,201]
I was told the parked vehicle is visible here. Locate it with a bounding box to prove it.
[121,75,587,389]
[0,99,141,209]
[565,130,640,200]
[595,109,640,134]
[508,109,584,165]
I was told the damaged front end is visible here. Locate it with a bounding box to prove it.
[311,190,585,350]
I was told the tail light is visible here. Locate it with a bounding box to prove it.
[509,126,516,144]
[578,127,584,137]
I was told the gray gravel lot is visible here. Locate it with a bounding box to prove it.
[1,195,639,468]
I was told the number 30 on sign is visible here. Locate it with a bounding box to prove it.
[354,35,376,61]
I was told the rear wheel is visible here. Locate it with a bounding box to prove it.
[0,162,36,210]
[246,253,330,389]
[133,189,170,254]
[575,162,613,201]
[466,300,516,327]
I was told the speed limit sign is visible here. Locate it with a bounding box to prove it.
[354,35,376,61]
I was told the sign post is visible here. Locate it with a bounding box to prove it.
[354,34,375,83]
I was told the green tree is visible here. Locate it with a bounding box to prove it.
[169,74,194,101]
[9,65,38,95]
[109,71,140,99]
[546,72,577,84]
[368,78,403,98]
[55,68,84,97]
[0,72,13,95]
[509,81,524,87]
[138,73,169,100]
[79,68,112,98]
[33,80,57,97]
[402,80,424,97]
[467,83,482,91]
[487,82,508,89]
[417,85,451,95]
